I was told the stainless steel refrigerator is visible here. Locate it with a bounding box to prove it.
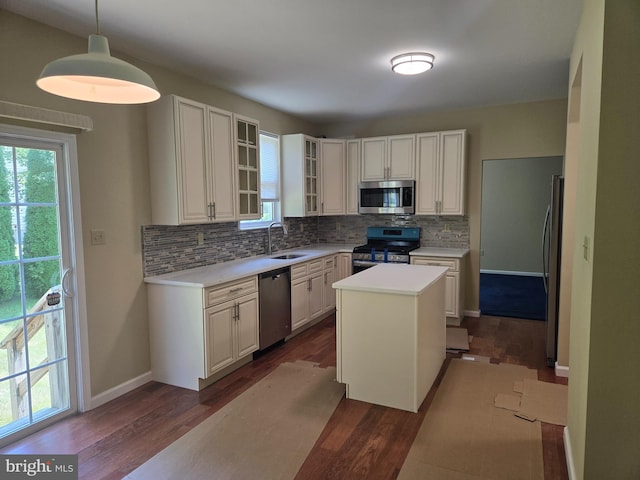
[542,175,564,367]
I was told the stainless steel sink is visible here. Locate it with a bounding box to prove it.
[271,254,305,260]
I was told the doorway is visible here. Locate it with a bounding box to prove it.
[480,156,563,319]
[0,125,86,447]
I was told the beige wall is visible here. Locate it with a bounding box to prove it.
[0,10,316,397]
[323,100,568,313]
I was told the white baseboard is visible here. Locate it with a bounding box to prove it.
[480,269,543,277]
[564,426,577,480]
[555,362,570,378]
[464,309,481,318]
[89,371,153,410]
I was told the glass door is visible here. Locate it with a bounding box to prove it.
[0,136,78,445]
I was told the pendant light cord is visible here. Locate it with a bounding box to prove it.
[95,0,100,34]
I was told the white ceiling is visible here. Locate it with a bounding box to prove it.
[1,0,583,124]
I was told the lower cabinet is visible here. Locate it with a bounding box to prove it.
[147,275,259,391]
[323,255,338,312]
[204,292,259,377]
[291,258,324,331]
[411,256,465,325]
[337,253,352,281]
[291,255,345,332]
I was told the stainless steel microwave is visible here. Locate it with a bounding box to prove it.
[358,180,415,214]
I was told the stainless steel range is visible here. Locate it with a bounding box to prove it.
[352,226,421,274]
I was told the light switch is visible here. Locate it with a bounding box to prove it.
[90,229,106,246]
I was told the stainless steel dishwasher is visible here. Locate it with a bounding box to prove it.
[258,266,291,350]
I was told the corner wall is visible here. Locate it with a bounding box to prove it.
[566,1,640,478]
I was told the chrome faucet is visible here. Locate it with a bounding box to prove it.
[267,221,288,255]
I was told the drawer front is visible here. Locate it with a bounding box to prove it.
[323,256,336,270]
[291,263,309,280]
[411,256,459,271]
[308,258,324,274]
[205,276,258,308]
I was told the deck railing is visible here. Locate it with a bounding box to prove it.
[0,287,66,420]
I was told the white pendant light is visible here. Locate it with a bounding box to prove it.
[390,52,435,75]
[36,0,160,104]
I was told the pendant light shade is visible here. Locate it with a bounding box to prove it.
[37,34,160,104]
[36,1,160,104]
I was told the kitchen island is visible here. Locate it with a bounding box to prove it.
[333,263,448,412]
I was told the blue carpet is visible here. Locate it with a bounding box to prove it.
[480,273,546,320]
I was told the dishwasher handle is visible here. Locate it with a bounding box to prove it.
[259,266,291,281]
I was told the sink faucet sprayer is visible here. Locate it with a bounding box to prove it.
[267,222,288,255]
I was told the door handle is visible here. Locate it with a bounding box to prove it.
[61,268,73,298]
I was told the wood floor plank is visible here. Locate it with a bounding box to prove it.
[0,313,569,480]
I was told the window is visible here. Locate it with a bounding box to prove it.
[239,132,281,229]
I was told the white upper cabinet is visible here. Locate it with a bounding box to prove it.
[208,108,236,222]
[282,134,320,217]
[361,137,387,180]
[235,114,261,219]
[320,139,346,216]
[415,130,467,215]
[147,95,236,225]
[361,134,415,181]
[346,139,361,215]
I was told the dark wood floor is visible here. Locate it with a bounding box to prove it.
[1,314,569,480]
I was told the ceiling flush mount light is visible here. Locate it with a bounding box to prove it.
[36,0,160,104]
[390,52,435,75]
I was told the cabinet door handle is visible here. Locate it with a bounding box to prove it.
[324,272,328,285]
[308,278,312,291]
[212,202,216,219]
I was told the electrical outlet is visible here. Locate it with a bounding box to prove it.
[336,222,340,231]
[90,229,106,246]
[443,224,451,232]
[197,232,204,245]
[300,223,304,233]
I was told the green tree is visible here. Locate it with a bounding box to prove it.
[0,152,17,302]
[22,149,59,298]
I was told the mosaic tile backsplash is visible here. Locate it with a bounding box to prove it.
[142,215,469,277]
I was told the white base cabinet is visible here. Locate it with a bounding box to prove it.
[411,256,465,325]
[322,255,338,312]
[337,253,352,281]
[148,276,259,391]
[290,258,324,331]
[334,266,446,412]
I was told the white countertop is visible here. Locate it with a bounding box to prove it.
[144,244,358,288]
[410,247,470,258]
[332,263,448,296]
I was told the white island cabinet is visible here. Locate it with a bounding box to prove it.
[333,263,448,412]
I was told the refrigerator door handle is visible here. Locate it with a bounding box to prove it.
[542,205,550,294]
